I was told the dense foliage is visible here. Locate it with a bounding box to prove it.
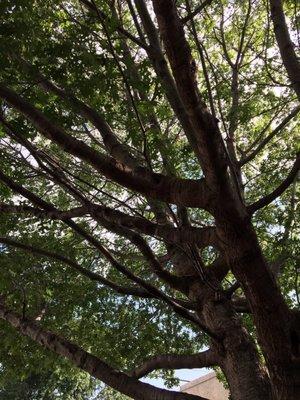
[0,0,299,399]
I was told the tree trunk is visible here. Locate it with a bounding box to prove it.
[172,242,271,400]
[189,281,271,400]
[215,216,299,399]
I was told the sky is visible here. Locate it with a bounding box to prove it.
[142,367,211,391]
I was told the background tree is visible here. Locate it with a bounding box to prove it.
[0,0,299,399]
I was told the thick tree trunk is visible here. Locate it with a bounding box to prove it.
[149,8,297,394]
[170,242,271,400]
[215,216,300,399]
[271,365,300,400]
[209,306,270,400]
[189,281,271,400]
[165,219,272,399]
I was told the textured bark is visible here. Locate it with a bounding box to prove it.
[0,202,217,247]
[216,220,299,399]
[0,84,212,209]
[269,0,300,100]
[0,302,206,400]
[159,234,272,400]
[188,277,271,400]
[152,0,228,186]
[151,1,299,398]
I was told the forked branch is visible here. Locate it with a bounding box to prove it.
[0,84,212,209]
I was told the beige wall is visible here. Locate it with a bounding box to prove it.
[180,372,229,400]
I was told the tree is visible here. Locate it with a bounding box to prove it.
[0,0,299,399]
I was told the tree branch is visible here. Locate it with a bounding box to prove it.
[129,349,218,379]
[240,106,300,165]
[248,153,300,213]
[0,202,217,247]
[0,301,207,400]
[0,236,197,311]
[185,0,216,118]
[0,83,212,209]
[133,0,204,162]
[13,56,142,169]
[79,0,149,50]
[181,0,214,24]
[208,257,229,282]
[269,0,300,100]
[151,0,230,190]
[0,175,215,333]
[0,170,185,292]
[0,237,153,299]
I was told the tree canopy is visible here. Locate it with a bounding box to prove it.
[0,0,299,399]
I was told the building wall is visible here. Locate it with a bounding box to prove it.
[180,372,229,400]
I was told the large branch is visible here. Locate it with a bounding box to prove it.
[0,175,215,333]
[13,57,141,169]
[79,0,148,49]
[0,83,211,209]
[0,236,196,310]
[0,203,217,247]
[83,208,218,247]
[0,116,217,292]
[269,0,300,100]
[151,0,229,186]
[0,68,218,252]
[0,172,186,292]
[83,0,206,167]
[248,153,300,213]
[129,349,218,379]
[133,0,203,162]
[0,301,206,400]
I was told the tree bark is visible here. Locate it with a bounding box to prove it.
[151,2,299,397]
[0,301,207,400]
[188,280,271,400]
[269,0,300,100]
